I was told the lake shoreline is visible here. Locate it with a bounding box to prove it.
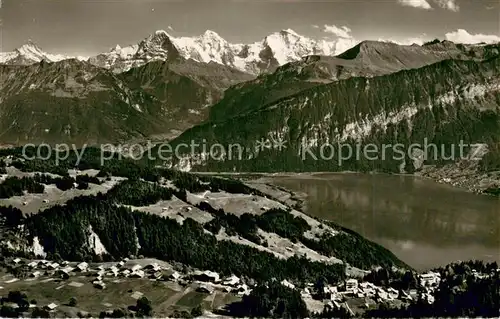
[249,173,500,271]
[197,168,500,198]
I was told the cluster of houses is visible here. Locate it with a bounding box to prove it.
[295,272,446,314]
[8,257,253,296]
[191,270,252,296]
[8,256,478,316]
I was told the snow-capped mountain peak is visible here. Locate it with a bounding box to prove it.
[261,29,335,65]
[2,29,357,74]
[15,40,45,58]
[86,29,352,74]
[202,30,224,39]
[282,28,300,36]
[0,41,70,65]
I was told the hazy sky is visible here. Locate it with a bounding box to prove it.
[1,0,499,56]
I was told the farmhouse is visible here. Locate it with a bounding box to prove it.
[130,270,145,278]
[44,303,58,311]
[193,270,219,282]
[76,262,88,272]
[94,281,106,289]
[131,264,143,272]
[223,275,240,286]
[196,285,214,294]
[345,279,358,292]
[48,262,60,270]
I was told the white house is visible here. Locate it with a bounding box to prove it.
[122,269,131,277]
[44,303,58,311]
[193,270,219,282]
[76,262,88,272]
[197,285,214,294]
[223,275,240,286]
[61,266,74,274]
[130,270,145,278]
[419,272,440,287]
[345,279,358,292]
[234,284,250,296]
[131,264,143,272]
[108,266,119,276]
[169,271,181,280]
[48,262,60,270]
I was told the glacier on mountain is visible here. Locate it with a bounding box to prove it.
[0,41,86,65]
[1,29,359,75]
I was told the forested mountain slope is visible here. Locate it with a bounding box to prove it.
[166,56,500,174]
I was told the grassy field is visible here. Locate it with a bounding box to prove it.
[0,272,241,317]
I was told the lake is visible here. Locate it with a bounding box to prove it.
[269,173,500,271]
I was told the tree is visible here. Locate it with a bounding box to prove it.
[315,277,327,299]
[236,282,309,318]
[0,305,18,318]
[69,297,78,307]
[191,305,203,317]
[111,308,126,318]
[7,291,28,304]
[17,299,30,312]
[136,297,152,317]
[31,307,51,318]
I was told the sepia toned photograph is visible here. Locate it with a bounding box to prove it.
[0,0,499,318]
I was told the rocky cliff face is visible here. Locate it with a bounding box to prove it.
[208,41,500,122]
[166,55,500,178]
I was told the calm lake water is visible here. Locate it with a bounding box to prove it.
[269,173,500,271]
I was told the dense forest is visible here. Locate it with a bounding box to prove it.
[1,148,498,318]
[0,176,45,199]
[0,172,104,199]
[0,147,406,278]
[225,282,309,318]
[19,192,346,284]
[200,205,406,270]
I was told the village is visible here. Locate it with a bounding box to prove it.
[0,256,448,316]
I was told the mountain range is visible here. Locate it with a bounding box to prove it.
[2,29,350,75]
[2,29,500,181]
[0,56,252,145]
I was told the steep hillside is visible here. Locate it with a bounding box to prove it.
[209,41,500,122]
[0,58,252,145]
[166,56,500,175]
[0,60,166,145]
[119,59,253,138]
[0,151,407,280]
